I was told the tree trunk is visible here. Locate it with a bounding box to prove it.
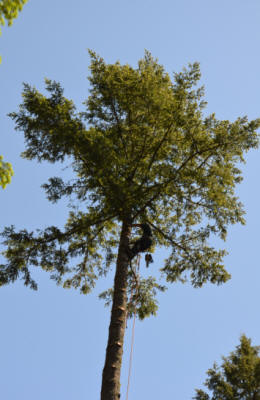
[101,220,131,400]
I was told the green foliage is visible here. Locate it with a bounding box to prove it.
[0,0,27,29]
[194,335,260,399]
[127,275,167,320]
[99,271,167,320]
[0,155,13,188]
[1,51,260,319]
[0,0,28,61]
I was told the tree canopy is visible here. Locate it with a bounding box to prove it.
[194,335,260,400]
[1,51,260,316]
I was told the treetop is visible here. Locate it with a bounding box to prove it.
[194,335,260,400]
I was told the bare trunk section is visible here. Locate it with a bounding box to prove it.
[101,221,131,400]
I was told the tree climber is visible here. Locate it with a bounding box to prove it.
[129,223,154,267]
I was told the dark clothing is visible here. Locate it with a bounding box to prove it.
[140,223,152,237]
[130,236,153,257]
[129,223,153,260]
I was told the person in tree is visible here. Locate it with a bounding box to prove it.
[129,223,154,266]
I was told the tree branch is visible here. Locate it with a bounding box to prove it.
[110,99,128,160]
[132,141,226,220]
[141,121,174,186]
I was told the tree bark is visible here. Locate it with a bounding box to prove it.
[100,220,131,400]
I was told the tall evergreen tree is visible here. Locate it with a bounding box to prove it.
[194,335,260,400]
[1,52,259,399]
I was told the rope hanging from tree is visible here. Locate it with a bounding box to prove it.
[126,253,141,400]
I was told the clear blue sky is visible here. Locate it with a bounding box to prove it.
[1,1,260,399]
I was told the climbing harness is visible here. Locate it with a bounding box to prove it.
[126,254,141,400]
